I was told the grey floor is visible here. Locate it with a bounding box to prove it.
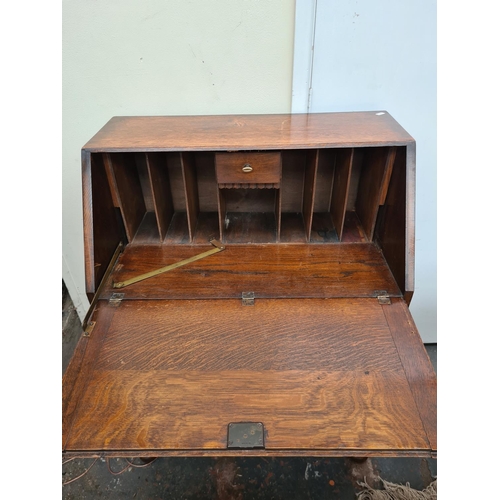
[62,282,437,499]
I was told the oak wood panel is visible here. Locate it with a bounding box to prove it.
[223,188,276,212]
[341,211,368,243]
[281,150,307,213]
[64,298,430,454]
[103,153,147,242]
[165,153,186,212]
[146,152,174,240]
[379,148,397,205]
[62,304,116,449]
[101,153,120,208]
[374,147,407,297]
[346,148,364,211]
[383,298,437,452]
[83,152,123,296]
[223,212,277,243]
[355,147,396,241]
[131,212,160,245]
[163,212,190,244]
[94,299,402,372]
[66,370,428,453]
[331,148,354,240]
[217,185,226,241]
[134,153,155,212]
[313,149,335,212]
[83,112,414,152]
[280,213,306,243]
[194,152,219,212]
[303,149,319,241]
[181,152,199,242]
[275,189,281,241]
[191,212,220,245]
[309,212,338,243]
[102,244,401,299]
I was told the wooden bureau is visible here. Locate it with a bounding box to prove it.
[62,112,437,459]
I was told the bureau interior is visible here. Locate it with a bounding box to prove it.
[94,145,406,246]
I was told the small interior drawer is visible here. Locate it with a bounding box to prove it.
[216,152,281,185]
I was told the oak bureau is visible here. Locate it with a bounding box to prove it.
[62,112,437,459]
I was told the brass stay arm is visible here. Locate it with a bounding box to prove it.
[113,238,225,289]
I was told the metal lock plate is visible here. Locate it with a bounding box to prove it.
[227,422,265,449]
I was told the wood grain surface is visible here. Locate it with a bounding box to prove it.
[101,243,401,299]
[375,148,415,304]
[63,298,431,455]
[146,152,174,240]
[83,112,414,152]
[216,152,281,184]
[303,149,319,241]
[82,152,123,296]
[331,148,354,240]
[355,147,396,241]
[73,112,429,460]
[181,152,199,242]
[103,153,146,242]
[383,298,437,452]
[63,304,117,449]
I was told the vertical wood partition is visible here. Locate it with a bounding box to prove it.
[356,147,396,241]
[331,148,354,241]
[103,153,146,243]
[303,149,319,241]
[146,152,174,241]
[134,154,155,212]
[275,190,282,242]
[217,187,226,242]
[181,152,200,242]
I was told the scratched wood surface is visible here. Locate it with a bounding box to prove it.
[100,243,401,299]
[63,298,432,455]
[83,112,414,152]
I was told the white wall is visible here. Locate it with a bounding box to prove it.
[293,0,437,342]
[63,0,296,318]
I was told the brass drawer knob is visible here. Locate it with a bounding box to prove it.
[242,164,253,173]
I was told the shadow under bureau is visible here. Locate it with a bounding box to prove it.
[63,112,436,459]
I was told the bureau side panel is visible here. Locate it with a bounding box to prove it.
[374,144,415,302]
[82,150,123,297]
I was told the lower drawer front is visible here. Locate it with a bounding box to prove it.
[216,152,281,185]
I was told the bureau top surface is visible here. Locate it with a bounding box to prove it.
[83,111,414,152]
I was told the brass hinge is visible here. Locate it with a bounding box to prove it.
[377,292,391,305]
[109,293,125,307]
[82,321,96,338]
[81,241,124,337]
[242,292,255,306]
